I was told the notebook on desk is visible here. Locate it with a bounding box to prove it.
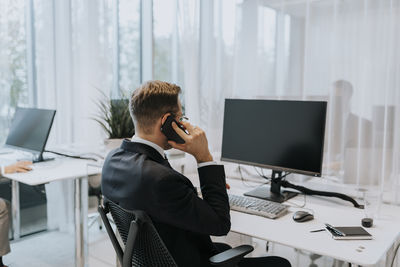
[328,226,373,240]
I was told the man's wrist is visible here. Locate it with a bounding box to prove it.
[195,152,213,163]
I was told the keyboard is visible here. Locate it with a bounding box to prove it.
[228,194,289,219]
[0,148,15,155]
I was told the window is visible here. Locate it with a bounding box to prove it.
[0,0,29,143]
[153,0,184,106]
[117,0,141,97]
[0,0,184,142]
[153,0,175,82]
[257,6,277,95]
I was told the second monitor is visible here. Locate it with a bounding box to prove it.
[5,107,56,162]
[221,99,327,203]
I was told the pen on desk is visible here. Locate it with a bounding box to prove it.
[325,223,346,236]
[310,229,326,233]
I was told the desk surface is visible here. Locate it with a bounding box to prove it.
[2,158,101,185]
[188,174,400,266]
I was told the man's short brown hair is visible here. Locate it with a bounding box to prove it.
[130,80,181,133]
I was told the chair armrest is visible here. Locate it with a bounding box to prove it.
[209,245,254,266]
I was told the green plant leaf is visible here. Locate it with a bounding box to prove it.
[92,89,135,139]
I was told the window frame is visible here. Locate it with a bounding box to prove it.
[26,0,38,107]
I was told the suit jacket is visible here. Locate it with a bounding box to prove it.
[101,140,231,267]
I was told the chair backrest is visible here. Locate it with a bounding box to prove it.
[99,200,177,267]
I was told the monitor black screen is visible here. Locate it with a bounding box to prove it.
[221,99,327,176]
[5,107,56,154]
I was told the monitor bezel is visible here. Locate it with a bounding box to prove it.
[220,157,322,177]
[220,98,327,178]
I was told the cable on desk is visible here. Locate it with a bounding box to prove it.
[285,193,316,215]
[253,167,291,181]
[285,193,307,209]
[281,180,363,209]
[238,165,267,188]
[45,150,98,162]
[254,167,270,180]
[391,240,400,267]
[261,168,267,178]
[80,152,104,160]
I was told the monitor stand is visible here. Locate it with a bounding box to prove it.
[33,152,54,163]
[243,170,298,203]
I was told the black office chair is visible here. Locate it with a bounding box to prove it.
[99,200,254,267]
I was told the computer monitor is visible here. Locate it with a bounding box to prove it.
[5,107,56,162]
[221,99,327,203]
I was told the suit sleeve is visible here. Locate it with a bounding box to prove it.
[153,165,230,236]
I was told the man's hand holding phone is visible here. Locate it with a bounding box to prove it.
[168,121,213,164]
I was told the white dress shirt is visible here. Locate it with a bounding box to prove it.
[131,135,216,168]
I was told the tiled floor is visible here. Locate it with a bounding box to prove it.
[6,231,75,267]
[5,224,115,267]
[88,227,115,267]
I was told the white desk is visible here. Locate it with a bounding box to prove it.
[188,175,400,266]
[2,158,101,267]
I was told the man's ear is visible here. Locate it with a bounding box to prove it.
[161,113,171,126]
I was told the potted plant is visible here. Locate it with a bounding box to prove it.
[94,93,135,151]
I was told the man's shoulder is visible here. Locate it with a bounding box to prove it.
[101,148,183,203]
[103,146,149,164]
[102,147,177,177]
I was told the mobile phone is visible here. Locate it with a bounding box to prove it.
[161,115,186,144]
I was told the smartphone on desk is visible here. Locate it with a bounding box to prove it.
[161,115,187,144]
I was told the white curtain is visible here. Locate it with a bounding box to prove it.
[179,0,400,196]
[178,1,400,264]
[33,0,114,231]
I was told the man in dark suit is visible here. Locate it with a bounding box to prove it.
[102,80,291,267]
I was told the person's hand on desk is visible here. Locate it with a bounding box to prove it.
[4,161,33,174]
[168,121,213,163]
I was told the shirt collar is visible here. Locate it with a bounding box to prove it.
[131,135,165,158]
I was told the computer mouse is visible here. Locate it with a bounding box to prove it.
[292,211,314,222]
